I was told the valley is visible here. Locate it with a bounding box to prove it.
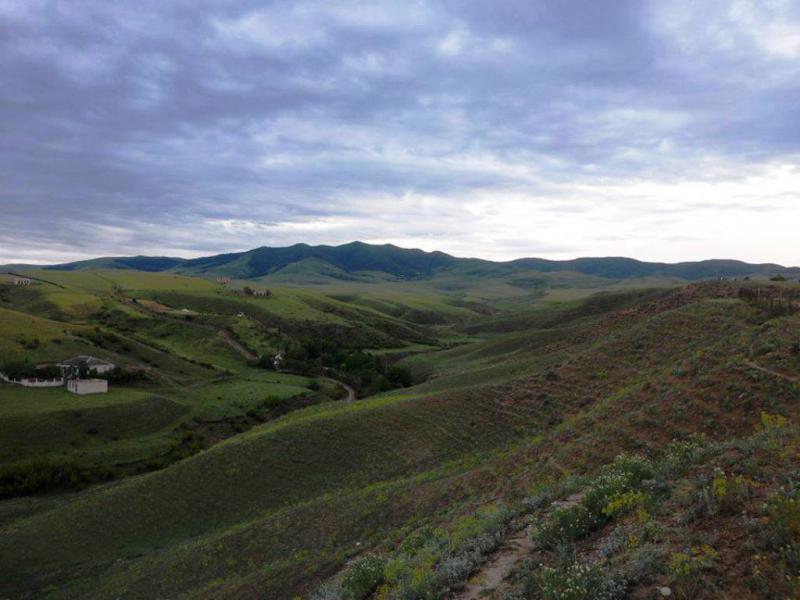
[1,244,799,599]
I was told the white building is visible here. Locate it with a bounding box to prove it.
[12,276,31,286]
[57,355,116,375]
[67,379,108,395]
[253,289,270,297]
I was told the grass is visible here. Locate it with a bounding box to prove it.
[0,368,321,469]
[2,276,797,599]
[0,385,189,466]
[177,370,314,419]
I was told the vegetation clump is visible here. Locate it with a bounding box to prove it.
[0,460,114,498]
[525,560,625,600]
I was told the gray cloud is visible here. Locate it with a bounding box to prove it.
[1,0,799,264]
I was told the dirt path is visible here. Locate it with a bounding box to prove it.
[321,376,356,402]
[456,492,583,600]
[744,360,799,385]
[457,527,534,600]
[217,329,258,361]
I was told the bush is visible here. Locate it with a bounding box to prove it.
[536,505,594,548]
[582,454,655,524]
[668,545,718,599]
[342,554,387,600]
[526,560,625,600]
[401,526,438,556]
[0,460,91,498]
[687,468,756,519]
[660,436,708,477]
[765,486,800,566]
[0,360,61,381]
[360,504,512,599]
[105,366,147,384]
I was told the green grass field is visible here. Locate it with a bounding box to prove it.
[2,269,798,599]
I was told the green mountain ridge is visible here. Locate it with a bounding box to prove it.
[3,241,798,282]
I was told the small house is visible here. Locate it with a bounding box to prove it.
[67,379,108,395]
[12,276,31,286]
[253,289,270,297]
[57,356,116,376]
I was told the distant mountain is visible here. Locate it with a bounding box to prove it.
[44,255,187,272]
[507,256,800,281]
[2,242,798,282]
[178,242,457,279]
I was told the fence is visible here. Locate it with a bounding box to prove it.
[0,372,65,388]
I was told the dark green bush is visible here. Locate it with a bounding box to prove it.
[341,554,386,600]
[0,460,90,498]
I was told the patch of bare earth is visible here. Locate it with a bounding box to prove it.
[455,493,583,600]
[456,527,534,600]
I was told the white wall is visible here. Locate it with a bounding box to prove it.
[0,372,64,387]
[67,379,108,395]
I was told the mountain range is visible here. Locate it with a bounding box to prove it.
[3,241,799,282]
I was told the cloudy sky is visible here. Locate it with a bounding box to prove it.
[2,0,799,265]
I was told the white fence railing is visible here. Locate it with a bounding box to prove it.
[0,372,65,388]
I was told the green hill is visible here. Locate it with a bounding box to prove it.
[5,242,798,283]
[2,279,799,599]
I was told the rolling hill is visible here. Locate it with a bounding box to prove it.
[2,276,800,599]
[3,242,798,283]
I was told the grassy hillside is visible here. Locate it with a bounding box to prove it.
[2,279,798,598]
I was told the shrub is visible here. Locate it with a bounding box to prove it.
[760,411,789,432]
[0,460,91,498]
[0,360,61,381]
[341,554,387,600]
[536,505,594,548]
[526,560,625,600]
[689,469,755,518]
[401,526,439,556]
[582,454,654,522]
[602,491,647,519]
[765,487,800,563]
[660,436,708,477]
[668,545,718,599]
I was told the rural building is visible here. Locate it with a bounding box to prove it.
[57,355,116,375]
[253,289,270,297]
[67,379,108,395]
[12,276,32,285]
[217,277,232,284]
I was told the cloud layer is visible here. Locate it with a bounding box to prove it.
[1,0,799,264]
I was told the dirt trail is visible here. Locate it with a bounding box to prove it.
[457,527,534,600]
[456,492,583,600]
[744,361,799,385]
[217,329,258,361]
[321,376,356,402]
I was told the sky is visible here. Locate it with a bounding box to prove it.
[1,0,800,266]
